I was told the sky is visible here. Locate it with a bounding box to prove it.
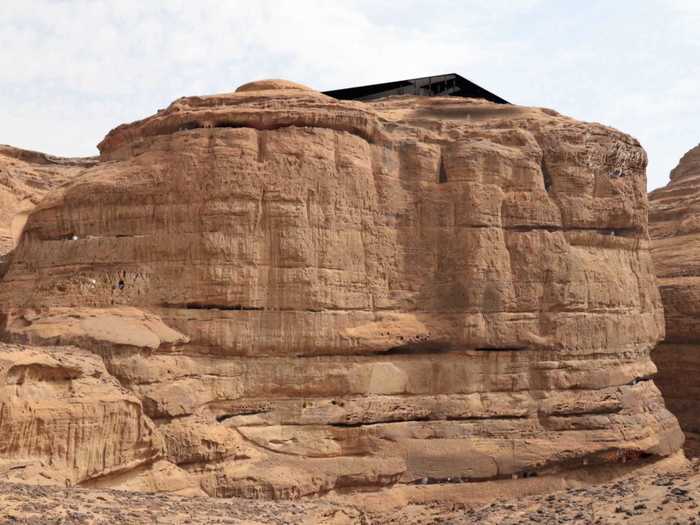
[1,0,698,190]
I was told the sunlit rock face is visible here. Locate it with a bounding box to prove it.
[650,144,700,449]
[0,342,161,486]
[0,145,94,256]
[0,80,682,498]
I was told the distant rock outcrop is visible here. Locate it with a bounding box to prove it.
[0,80,683,497]
[0,145,95,256]
[649,144,700,450]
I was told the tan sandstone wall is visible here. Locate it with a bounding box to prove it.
[0,145,95,256]
[0,80,683,498]
[0,147,205,493]
[649,144,700,447]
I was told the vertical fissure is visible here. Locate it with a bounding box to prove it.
[438,153,448,184]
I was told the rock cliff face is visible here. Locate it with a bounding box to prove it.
[0,340,204,495]
[649,144,700,448]
[0,80,683,497]
[0,145,95,256]
[0,342,158,483]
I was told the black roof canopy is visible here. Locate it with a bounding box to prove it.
[323,73,508,104]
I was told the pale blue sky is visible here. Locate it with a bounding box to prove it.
[1,0,698,189]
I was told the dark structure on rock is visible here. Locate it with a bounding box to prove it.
[323,73,509,104]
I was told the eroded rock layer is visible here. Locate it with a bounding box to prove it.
[0,342,162,488]
[0,145,95,256]
[649,144,700,448]
[0,80,682,497]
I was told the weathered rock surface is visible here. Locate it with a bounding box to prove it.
[0,341,203,495]
[0,452,696,524]
[0,342,156,485]
[649,143,700,452]
[0,80,683,497]
[0,145,95,256]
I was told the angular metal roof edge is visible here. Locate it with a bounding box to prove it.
[323,73,509,104]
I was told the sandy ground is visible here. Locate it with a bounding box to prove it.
[0,482,361,525]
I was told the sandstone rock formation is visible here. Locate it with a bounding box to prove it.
[0,80,683,498]
[649,143,700,450]
[0,340,202,495]
[2,452,695,525]
[0,145,95,256]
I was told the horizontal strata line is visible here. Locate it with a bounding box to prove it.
[138,344,652,362]
[221,408,627,428]
[103,116,379,152]
[164,303,265,311]
[153,306,646,315]
[504,225,640,235]
[228,412,649,434]
[543,406,624,418]
[158,303,349,312]
[216,410,266,422]
[144,379,653,419]
[223,415,531,429]
[382,345,527,355]
[323,415,529,427]
[148,348,652,362]
[28,225,643,243]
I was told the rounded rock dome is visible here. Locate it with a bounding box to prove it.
[235,79,314,93]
